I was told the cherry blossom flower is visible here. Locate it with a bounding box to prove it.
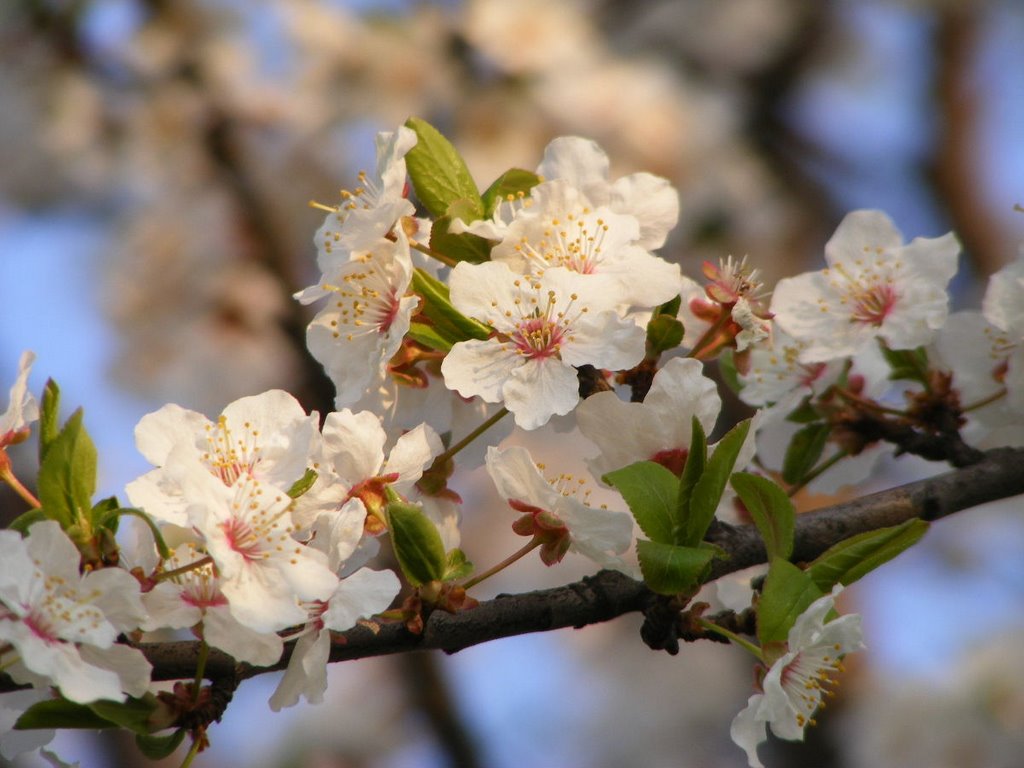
[312,126,417,263]
[184,474,339,634]
[141,541,283,666]
[298,231,420,407]
[772,210,959,363]
[441,261,645,430]
[126,389,320,527]
[0,522,150,704]
[1,351,38,450]
[269,514,400,711]
[535,136,680,251]
[981,250,1024,412]
[485,445,633,569]
[730,588,864,768]
[300,408,442,538]
[576,357,722,478]
[490,178,681,307]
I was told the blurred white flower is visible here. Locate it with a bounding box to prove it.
[0,350,37,449]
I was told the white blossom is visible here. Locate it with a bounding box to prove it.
[441,261,645,430]
[772,210,959,363]
[730,588,864,768]
[1,351,38,449]
[298,231,420,407]
[126,389,320,527]
[982,250,1024,412]
[485,445,633,569]
[0,522,150,704]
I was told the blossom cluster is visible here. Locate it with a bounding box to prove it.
[2,120,1021,768]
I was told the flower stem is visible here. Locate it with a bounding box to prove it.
[153,556,214,583]
[0,465,41,508]
[433,407,509,467]
[192,641,209,702]
[787,450,848,497]
[834,387,907,417]
[963,388,1007,412]
[462,538,542,591]
[686,311,731,361]
[410,239,457,268]
[178,733,203,768]
[698,618,764,661]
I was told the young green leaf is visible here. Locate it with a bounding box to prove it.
[806,518,929,591]
[645,314,684,357]
[675,416,707,541]
[387,501,447,586]
[36,408,97,529]
[404,117,483,220]
[94,506,172,560]
[136,730,187,760]
[879,344,930,384]
[406,321,455,353]
[679,419,751,547]
[603,460,680,545]
[412,268,492,343]
[88,695,160,735]
[38,378,61,464]
[430,214,493,264]
[286,469,319,500]
[16,698,114,731]
[782,422,831,485]
[7,507,47,534]
[784,397,821,424]
[443,548,474,581]
[637,539,718,596]
[730,472,795,562]
[481,168,541,217]
[757,558,824,645]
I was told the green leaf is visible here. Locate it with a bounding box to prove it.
[136,730,187,760]
[443,548,474,581]
[880,344,930,383]
[655,295,682,318]
[757,558,823,645]
[95,506,172,560]
[16,698,114,730]
[645,314,684,357]
[88,696,159,735]
[680,419,751,547]
[781,422,831,485]
[406,321,454,353]
[89,496,120,532]
[7,507,47,534]
[730,472,795,562]
[387,501,447,586]
[404,117,483,219]
[430,214,493,264]
[715,349,742,396]
[603,461,679,545]
[286,469,318,500]
[39,378,61,464]
[806,519,929,591]
[36,408,97,529]
[784,397,821,424]
[412,268,491,343]
[481,168,541,217]
[637,539,718,596]
[675,417,707,541]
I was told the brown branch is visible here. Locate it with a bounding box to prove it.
[69,444,1018,688]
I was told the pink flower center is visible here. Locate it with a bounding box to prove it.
[850,281,900,326]
[512,316,564,359]
[221,517,265,562]
[22,608,60,645]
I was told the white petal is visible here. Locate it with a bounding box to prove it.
[269,629,330,711]
[78,644,152,698]
[203,607,284,667]
[610,173,680,250]
[321,409,387,484]
[485,445,562,511]
[386,423,443,488]
[730,694,769,768]
[441,339,519,404]
[536,136,610,203]
[133,403,209,466]
[502,358,580,430]
[323,567,400,631]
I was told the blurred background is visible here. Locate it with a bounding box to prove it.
[2,0,1024,766]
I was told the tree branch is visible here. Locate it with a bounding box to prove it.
[79,445,1019,689]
